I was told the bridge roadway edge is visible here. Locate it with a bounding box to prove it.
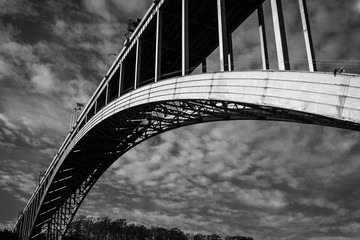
[21,70,360,239]
[85,70,360,135]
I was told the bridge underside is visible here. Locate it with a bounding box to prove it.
[28,70,360,239]
[32,99,360,239]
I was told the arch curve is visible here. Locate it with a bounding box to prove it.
[23,71,360,239]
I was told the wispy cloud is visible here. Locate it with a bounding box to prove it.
[0,168,36,202]
[83,120,360,238]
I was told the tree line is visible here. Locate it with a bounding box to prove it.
[64,215,254,240]
[0,216,254,240]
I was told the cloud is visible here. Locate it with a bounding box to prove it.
[0,113,20,130]
[87,120,360,239]
[0,0,38,16]
[308,237,359,240]
[0,57,13,79]
[0,169,36,200]
[82,0,150,20]
[339,222,360,235]
[298,197,348,216]
[30,64,57,93]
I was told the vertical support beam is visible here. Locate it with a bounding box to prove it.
[21,214,26,240]
[270,0,290,70]
[18,217,23,240]
[182,0,189,76]
[155,10,162,82]
[31,204,36,227]
[118,63,124,97]
[258,2,269,70]
[24,211,29,240]
[69,110,74,130]
[46,222,50,240]
[105,84,109,104]
[299,0,317,71]
[217,0,229,72]
[202,59,207,73]
[228,33,234,71]
[22,218,26,240]
[135,39,142,89]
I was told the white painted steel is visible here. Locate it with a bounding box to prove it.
[182,0,189,76]
[45,71,360,190]
[73,71,360,149]
[298,0,316,72]
[217,0,229,72]
[155,10,162,82]
[270,0,290,70]
[258,3,269,70]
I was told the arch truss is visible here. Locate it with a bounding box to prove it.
[28,97,360,239]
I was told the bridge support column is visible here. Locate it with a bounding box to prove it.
[155,10,162,82]
[217,0,230,72]
[182,0,189,76]
[299,0,317,72]
[270,0,290,70]
[258,2,269,70]
[135,39,142,89]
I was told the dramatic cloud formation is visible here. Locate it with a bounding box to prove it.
[77,121,360,239]
[1,0,360,239]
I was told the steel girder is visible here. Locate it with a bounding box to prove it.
[24,99,360,239]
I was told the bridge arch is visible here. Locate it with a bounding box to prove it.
[18,70,360,239]
[14,0,360,238]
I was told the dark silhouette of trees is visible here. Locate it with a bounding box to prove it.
[0,215,254,240]
[0,229,18,240]
[62,215,253,240]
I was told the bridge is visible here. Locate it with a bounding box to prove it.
[15,0,360,239]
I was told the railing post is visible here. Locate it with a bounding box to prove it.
[155,10,162,82]
[299,0,317,72]
[105,84,109,104]
[118,63,124,97]
[202,59,207,73]
[217,0,229,72]
[270,0,290,70]
[228,33,234,71]
[135,39,142,89]
[258,2,269,70]
[182,0,189,76]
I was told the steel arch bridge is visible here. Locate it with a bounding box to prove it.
[15,0,360,239]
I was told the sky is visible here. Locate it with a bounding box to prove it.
[1,0,360,239]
